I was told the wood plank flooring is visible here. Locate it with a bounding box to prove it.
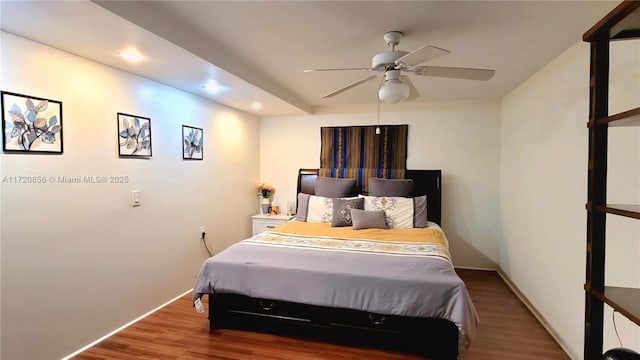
[75,270,569,360]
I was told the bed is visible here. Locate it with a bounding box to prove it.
[193,169,477,360]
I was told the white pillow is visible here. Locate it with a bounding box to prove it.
[306,195,334,223]
[361,195,414,229]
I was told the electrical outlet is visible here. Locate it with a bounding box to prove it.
[200,226,205,233]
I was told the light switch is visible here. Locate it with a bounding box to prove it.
[131,190,141,207]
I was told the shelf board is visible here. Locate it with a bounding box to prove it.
[594,107,640,127]
[611,5,640,40]
[595,204,640,219]
[584,1,640,41]
[592,287,640,326]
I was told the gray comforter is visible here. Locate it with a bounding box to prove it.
[193,224,478,353]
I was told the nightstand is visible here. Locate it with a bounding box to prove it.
[251,214,292,235]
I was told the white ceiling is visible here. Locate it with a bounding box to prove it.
[1,1,618,116]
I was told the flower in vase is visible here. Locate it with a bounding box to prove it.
[256,182,275,198]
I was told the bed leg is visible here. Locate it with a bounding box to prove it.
[208,294,216,330]
[429,321,459,360]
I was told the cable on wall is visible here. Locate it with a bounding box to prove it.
[612,309,623,348]
[201,232,213,257]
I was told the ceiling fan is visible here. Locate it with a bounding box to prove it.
[304,31,495,104]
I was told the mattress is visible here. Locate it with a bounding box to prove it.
[193,221,478,352]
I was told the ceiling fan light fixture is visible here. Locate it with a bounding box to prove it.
[378,80,409,104]
[308,31,494,103]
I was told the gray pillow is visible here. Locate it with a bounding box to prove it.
[331,198,364,227]
[368,177,414,197]
[350,209,389,230]
[295,193,311,221]
[413,195,428,228]
[315,177,357,198]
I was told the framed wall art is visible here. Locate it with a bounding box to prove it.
[1,91,63,154]
[182,125,203,160]
[118,112,151,157]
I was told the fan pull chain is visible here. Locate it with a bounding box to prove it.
[376,84,381,135]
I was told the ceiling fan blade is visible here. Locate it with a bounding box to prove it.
[413,66,495,81]
[304,67,372,73]
[400,75,419,101]
[321,75,378,99]
[395,45,451,67]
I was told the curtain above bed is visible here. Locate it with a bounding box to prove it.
[319,125,408,192]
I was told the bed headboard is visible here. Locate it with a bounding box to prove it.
[296,169,442,225]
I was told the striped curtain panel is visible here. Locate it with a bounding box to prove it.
[319,125,407,192]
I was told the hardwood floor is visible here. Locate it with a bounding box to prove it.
[75,270,569,360]
[458,270,568,360]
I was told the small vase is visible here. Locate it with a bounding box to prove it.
[260,197,271,214]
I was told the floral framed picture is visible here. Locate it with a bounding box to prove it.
[1,91,63,154]
[118,112,151,157]
[182,125,203,160]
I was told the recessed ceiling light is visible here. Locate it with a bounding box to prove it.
[203,80,223,95]
[251,101,263,111]
[119,47,144,63]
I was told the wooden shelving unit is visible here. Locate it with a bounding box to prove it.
[583,1,640,359]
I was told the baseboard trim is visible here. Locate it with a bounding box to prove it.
[60,288,193,360]
[454,266,496,271]
[496,268,578,360]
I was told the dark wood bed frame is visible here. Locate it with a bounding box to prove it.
[208,169,458,359]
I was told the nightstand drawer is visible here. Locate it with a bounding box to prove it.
[254,219,286,233]
[251,214,291,235]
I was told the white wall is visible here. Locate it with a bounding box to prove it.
[0,32,260,359]
[260,100,501,269]
[500,39,640,359]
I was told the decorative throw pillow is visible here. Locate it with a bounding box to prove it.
[295,193,311,221]
[306,195,335,223]
[413,195,428,228]
[350,209,389,230]
[368,177,414,197]
[361,195,414,229]
[331,198,364,227]
[315,177,357,198]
